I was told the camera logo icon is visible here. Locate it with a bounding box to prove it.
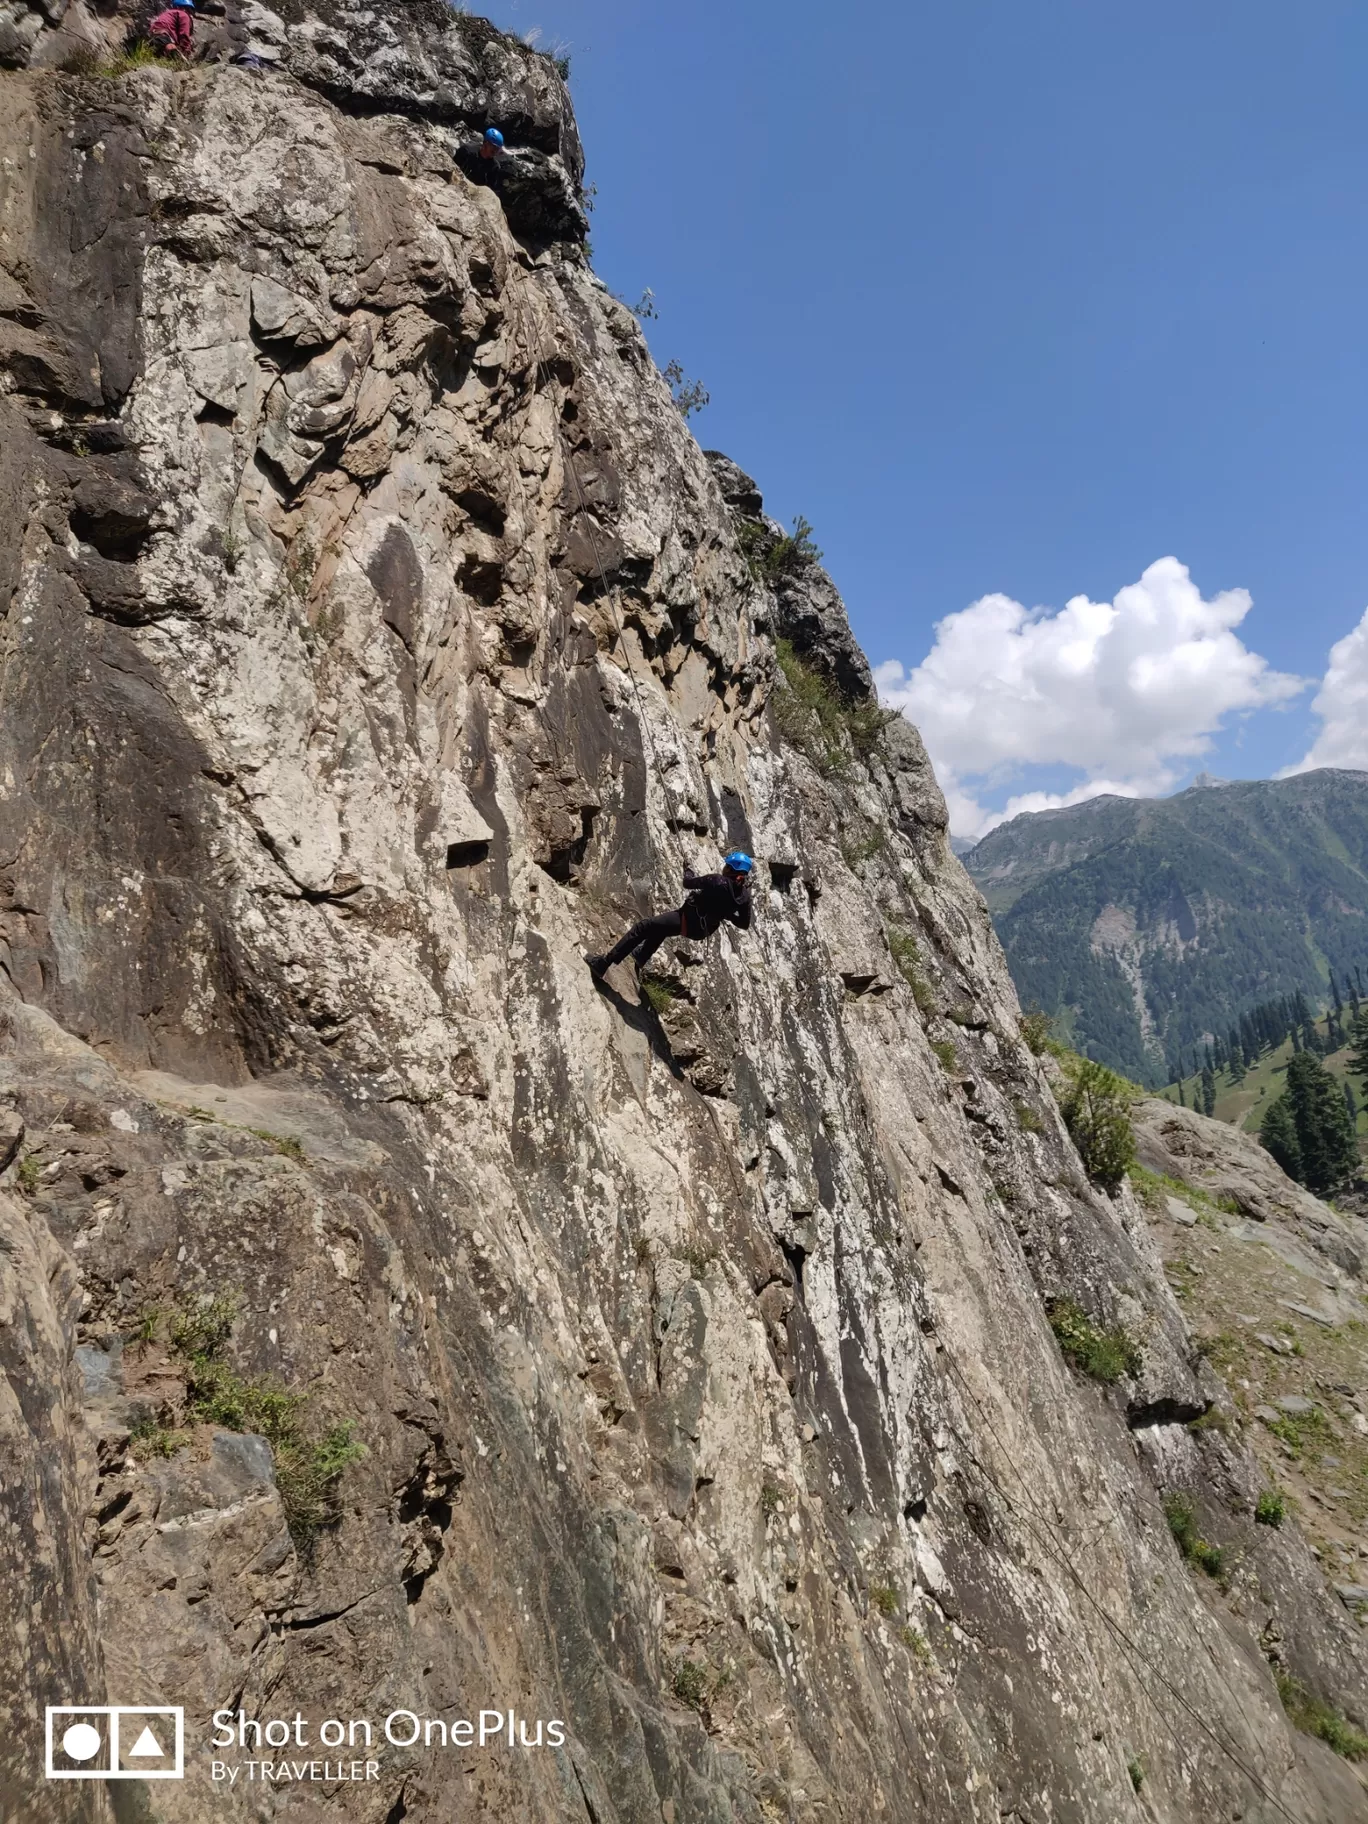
[45,1707,184,1780]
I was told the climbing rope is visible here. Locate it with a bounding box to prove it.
[931,1343,1304,1824]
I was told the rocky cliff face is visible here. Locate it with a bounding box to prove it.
[2,9,1366,1821]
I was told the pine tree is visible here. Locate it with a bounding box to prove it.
[1350,1006,1368,1087]
[1260,1094,1302,1182]
[1283,1050,1358,1192]
[1177,1077,1186,1109]
[1201,1066,1216,1117]
[1345,1077,1359,1130]
[1330,969,1343,1015]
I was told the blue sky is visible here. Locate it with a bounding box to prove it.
[481,0,1368,832]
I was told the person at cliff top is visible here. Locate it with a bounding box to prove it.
[479,128,506,160]
[588,853,754,980]
[147,0,194,55]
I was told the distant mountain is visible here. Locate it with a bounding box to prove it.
[963,769,1368,1084]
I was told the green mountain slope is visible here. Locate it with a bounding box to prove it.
[963,770,1368,1084]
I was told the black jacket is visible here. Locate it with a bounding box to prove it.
[681,870,752,940]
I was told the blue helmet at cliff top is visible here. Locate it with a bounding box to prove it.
[484,127,504,146]
[173,1,194,9]
[723,851,753,874]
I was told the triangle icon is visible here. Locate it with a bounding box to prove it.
[127,1725,165,1758]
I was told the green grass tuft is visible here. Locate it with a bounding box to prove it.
[870,1584,900,1617]
[1163,1493,1227,1580]
[640,979,680,1015]
[166,1291,362,1543]
[670,1657,709,1710]
[170,1294,239,1360]
[1255,1488,1286,1528]
[1048,1299,1142,1384]
[770,638,897,777]
[96,41,164,77]
[1276,1672,1368,1760]
[246,1127,307,1163]
[129,1418,191,1460]
[899,1624,934,1666]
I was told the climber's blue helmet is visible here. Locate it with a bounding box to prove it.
[173,1,194,9]
[484,127,505,147]
[723,851,754,874]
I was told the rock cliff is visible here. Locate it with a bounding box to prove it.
[1,7,1366,1821]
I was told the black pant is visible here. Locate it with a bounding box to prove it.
[604,907,684,967]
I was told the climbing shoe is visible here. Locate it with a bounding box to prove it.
[586,954,610,980]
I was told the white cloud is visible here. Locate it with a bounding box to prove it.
[1280,608,1368,776]
[874,556,1304,839]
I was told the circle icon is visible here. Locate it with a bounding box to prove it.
[62,1723,102,1762]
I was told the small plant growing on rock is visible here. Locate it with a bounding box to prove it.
[1019,1009,1058,1056]
[1266,1404,1331,1457]
[886,926,934,1011]
[931,1039,958,1075]
[1163,1493,1226,1580]
[129,1417,191,1460]
[95,42,162,78]
[679,1240,716,1278]
[771,639,848,775]
[1057,1060,1136,1193]
[663,360,709,419]
[16,1154,41,1195]
[670,1657,709,1710]
[1127,1756,1146,1792]
[128,1306,164,1349]
[1276,1671,1368,1760]
[640,979,680,1016]
[168,1291,363,1544]
[284,532,318,602]
[900,1624,934,1667]
[1255,1488,1286,1528]
[1048,1299,1142,1384]
[739,516,823,585]
[769,638,895,777]
[1015,1101,1042,1134]
[220,528,245,574]
[869,1585,900,1617]
[759,1479,782,1518]
[841,827,885,870]
[247,1127,307,1164]
[171,1294,240,1360]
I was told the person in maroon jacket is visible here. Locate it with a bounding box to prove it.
[588,852,754,979]
[148,0,194,56]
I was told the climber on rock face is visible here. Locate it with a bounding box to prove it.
[479,127,506,160]
[588,852,754,981]
[148,0,194,55]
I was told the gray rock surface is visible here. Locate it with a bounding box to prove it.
[1135,1096,1365,1278]
[0,11,1365,1821]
